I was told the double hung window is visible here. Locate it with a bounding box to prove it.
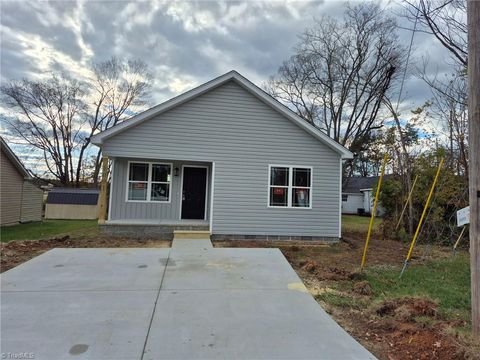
[127,162,172,202]
[269,166,312,208]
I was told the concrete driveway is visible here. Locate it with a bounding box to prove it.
[1,245,376,359]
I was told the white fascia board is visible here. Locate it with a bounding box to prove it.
[231,74,353,159]
[0,137,31,179]
[90,72,237,146]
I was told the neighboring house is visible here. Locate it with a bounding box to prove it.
[342,176,386,216]
[0,138,43,226]
[45,188,100,220]
[92,71,353,241]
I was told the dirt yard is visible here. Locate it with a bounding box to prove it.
[0,234,170,272]
[215,234,479,360]
[1,230,478,360]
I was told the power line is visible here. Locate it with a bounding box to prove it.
[395,9,420,115]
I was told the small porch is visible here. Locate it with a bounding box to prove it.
[100,157,213,239]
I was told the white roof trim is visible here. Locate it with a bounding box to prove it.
[0,137,31,179]
[91,70,353,159]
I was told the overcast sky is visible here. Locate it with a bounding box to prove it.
[1,0,454,113]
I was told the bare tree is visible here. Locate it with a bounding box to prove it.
[402,0,467,67]
[383,98,429,234]
[1,75,88,184]
[429,69,468,176]
[1,57,152,185]
[402,0,468,176]
[81,57,152,183]
[267,2,404,175]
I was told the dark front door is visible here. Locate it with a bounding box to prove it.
[181,167,207,220]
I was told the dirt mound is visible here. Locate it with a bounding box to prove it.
[353,280,373,295]
[322,266,351,280]
[348,271,366,280]
[384,323,465,360]
[377,298,438,321]
[301,260,317,273]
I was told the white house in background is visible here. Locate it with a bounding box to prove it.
[342,176,387,216]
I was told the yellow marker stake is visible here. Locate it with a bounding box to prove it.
[405,158,444,263]
[395,175,419,231]
[360,153,388,271]
[453,226,467,251]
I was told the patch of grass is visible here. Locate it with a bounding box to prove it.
[365,254,471,323]
[1,220,98,242]
[342,215,381,234]
[316,291,367,309]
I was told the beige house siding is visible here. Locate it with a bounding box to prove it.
[20,181,43,222]
[45,204,99,220]
[1,149,23,225]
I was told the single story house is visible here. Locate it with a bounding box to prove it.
[45,188,100,220]
[1,137,43,226]
[342,176,386,216]
[92,71,353,241]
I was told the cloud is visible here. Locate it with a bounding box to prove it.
[0,0,457,120]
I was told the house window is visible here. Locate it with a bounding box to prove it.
[269,166,312,208]
[127,162,172,202]
[342,194,348,202]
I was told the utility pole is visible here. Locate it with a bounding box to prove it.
[468,0,480,336]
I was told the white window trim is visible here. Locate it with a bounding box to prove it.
[267,164,313,209]
[125,161,173,203]
[108,158,115,220]
[209,162,215,233]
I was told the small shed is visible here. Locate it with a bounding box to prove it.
[1,138,43,225]
[45,188,100,220]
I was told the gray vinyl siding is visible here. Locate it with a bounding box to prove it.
[104,80,341,237]
[20,181,43,222]
[109,159,211,221]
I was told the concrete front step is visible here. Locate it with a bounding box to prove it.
[173,230,211,240]
[172,238,213,249]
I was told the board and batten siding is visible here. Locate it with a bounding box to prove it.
[109,160,211,221]
[103,80,342,237]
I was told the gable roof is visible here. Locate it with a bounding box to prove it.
[91,70,353,159]
[0,137,31,179]
[343,175,393,193]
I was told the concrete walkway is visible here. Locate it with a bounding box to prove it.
[1,246,376,360]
